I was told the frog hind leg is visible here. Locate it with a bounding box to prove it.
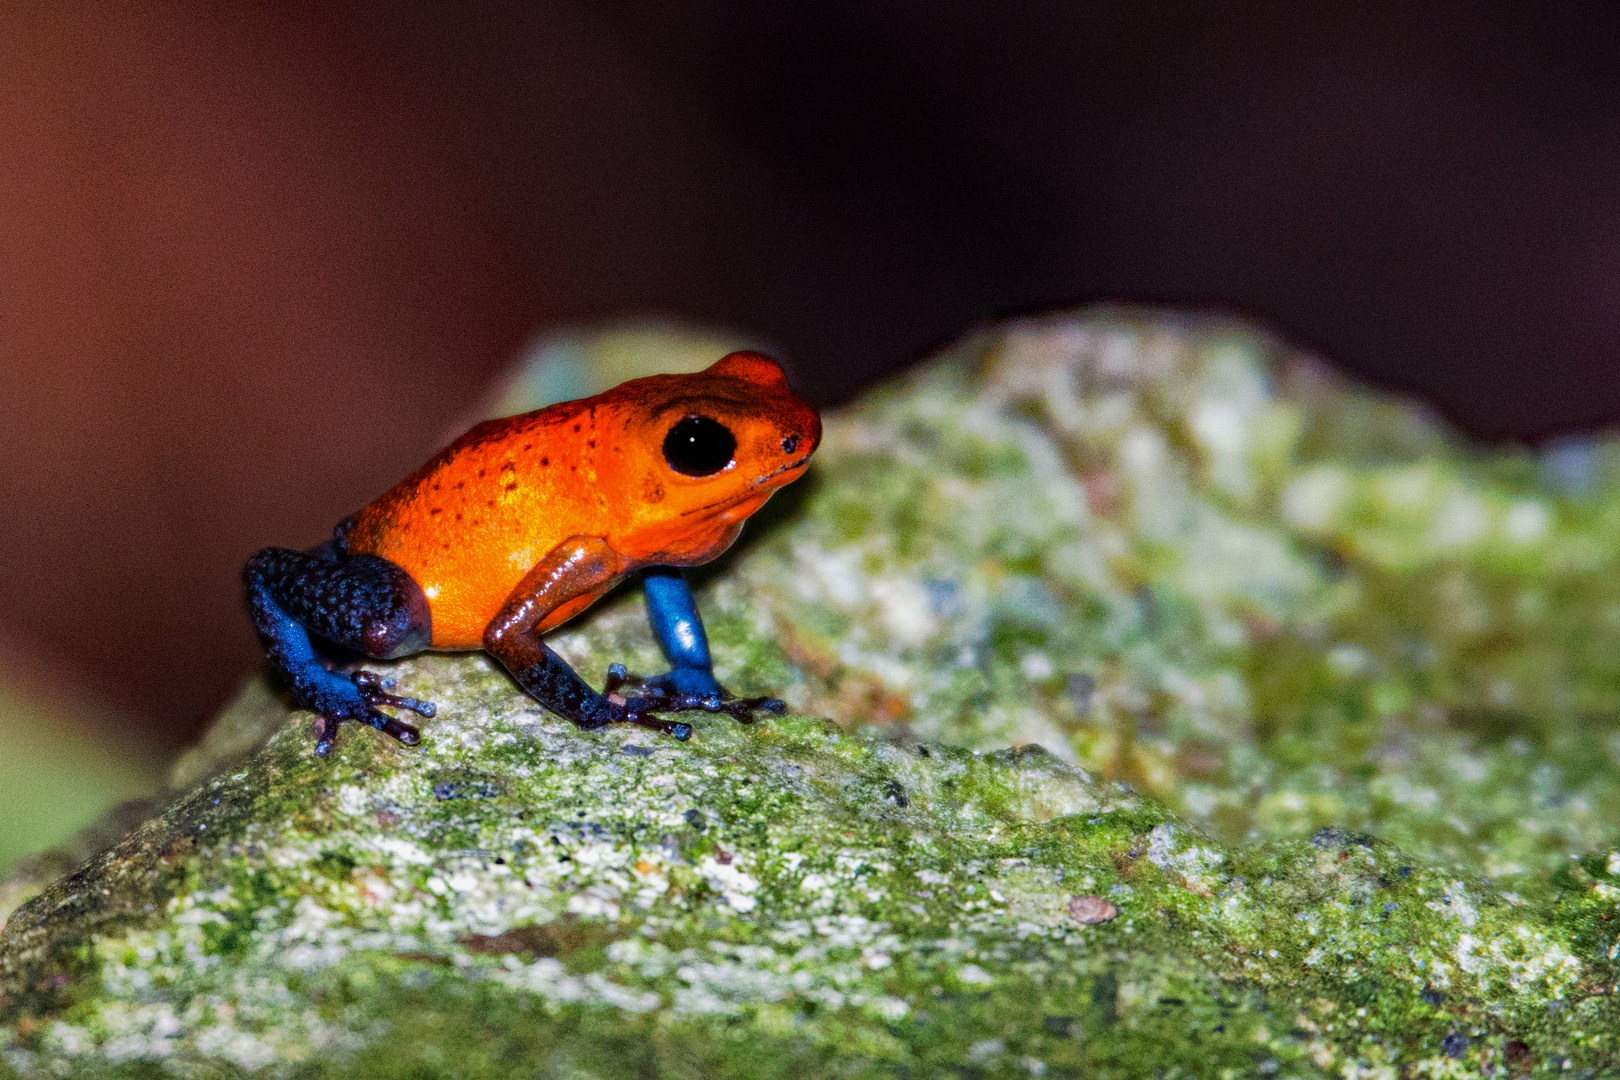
[243,541,435,756]
[617,567,786,724]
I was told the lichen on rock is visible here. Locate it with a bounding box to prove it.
[5,311,1620,1077]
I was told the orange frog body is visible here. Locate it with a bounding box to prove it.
[244,352,821,755]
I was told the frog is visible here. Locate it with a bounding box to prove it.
[243,351,821,756]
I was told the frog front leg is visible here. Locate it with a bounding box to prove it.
[484,537,696,739]
[244,541,437,756]
[606,567,786,724]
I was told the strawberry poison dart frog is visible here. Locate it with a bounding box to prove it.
[245,351,821,755]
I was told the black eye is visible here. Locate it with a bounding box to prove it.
[663,415,736,476]
[781,434,800,454]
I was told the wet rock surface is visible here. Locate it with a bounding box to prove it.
[5,311,1620,1077]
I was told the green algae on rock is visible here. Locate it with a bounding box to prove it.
[721,311,1620,895]
[6,310,1620,1077]
[4,651,1618,1077]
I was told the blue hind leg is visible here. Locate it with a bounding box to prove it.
[604,567,785,724]
[244,542,435,756]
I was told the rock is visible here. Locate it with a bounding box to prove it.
[5,309,1620,1076]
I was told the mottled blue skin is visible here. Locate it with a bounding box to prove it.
[245,537,780,755]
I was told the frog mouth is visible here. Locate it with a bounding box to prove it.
[752,452,814,485]
[677,453,813,518]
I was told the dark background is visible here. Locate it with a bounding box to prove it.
[3,1,1619,752]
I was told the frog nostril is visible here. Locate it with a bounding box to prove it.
[781,434,800,455]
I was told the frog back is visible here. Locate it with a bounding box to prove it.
[345,402,617,648]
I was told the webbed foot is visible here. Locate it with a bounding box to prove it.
[309,669,437,757]
[603,664,786,728]
[612,706,695,742]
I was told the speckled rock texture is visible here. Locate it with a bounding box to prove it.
[6,311,1620,1078]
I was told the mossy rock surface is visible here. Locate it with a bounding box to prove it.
[5,310,1620,1078]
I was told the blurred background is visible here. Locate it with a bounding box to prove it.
[3,0,1620,867]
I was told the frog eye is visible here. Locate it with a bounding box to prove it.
[781,434,800,455]
[663,415,736,476]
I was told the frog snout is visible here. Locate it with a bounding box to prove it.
[779,406,823,462]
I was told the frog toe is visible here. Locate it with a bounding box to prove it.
[351,669,437,718]
[366,708,423,747]
[716,695,786,724]
[604,695,692,740]
[313,715,341,758]
[625,710,694,740]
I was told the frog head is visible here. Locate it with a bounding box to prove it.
[599,351,822,563]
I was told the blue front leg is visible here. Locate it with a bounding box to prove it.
[604,567,784,724]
